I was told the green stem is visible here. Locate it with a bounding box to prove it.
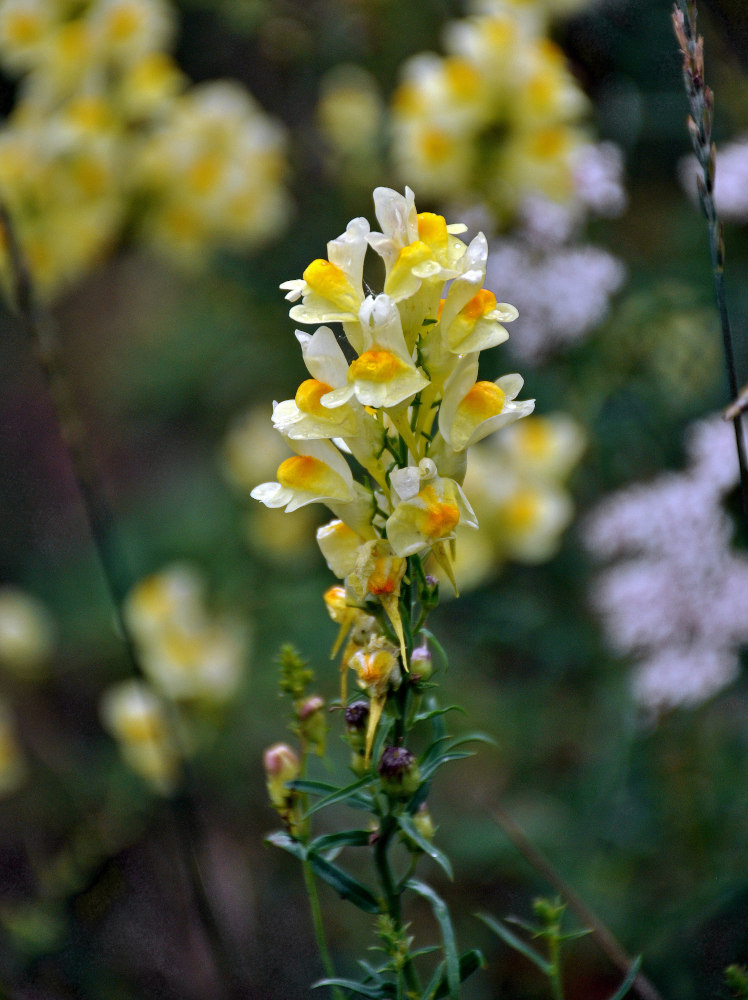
[548,933,564,1000]
[302,859,345,1000]
[374,817,421,996]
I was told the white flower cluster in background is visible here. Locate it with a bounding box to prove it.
[585,416,748,715]
[485,224,625,363]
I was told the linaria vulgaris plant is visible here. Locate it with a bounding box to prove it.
[253,187,645,1000]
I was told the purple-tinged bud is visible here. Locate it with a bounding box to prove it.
[410,644,432,682]
[298,694,324,721]
[345,700,370,730]
[296,695,327,755]
[344,699,370,755]
[377,744,421,799]
[263,742,299,810]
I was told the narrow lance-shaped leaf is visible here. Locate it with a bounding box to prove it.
[313,977,396,999]
[422,949,485,1000]
[308,829,372,854]
[476,912,553,976]
[397,814,453,881]
[288,775,374,817]
[406,879,460,999]
[308,852,381,914]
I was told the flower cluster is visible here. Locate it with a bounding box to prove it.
[122,563,248,704]
[100,563,249,791]
[0,0,290,297]
[388,0,595,220]
[585,416,748,715]
[253,186,534,755]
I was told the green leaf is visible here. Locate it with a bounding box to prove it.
[419,732,496,780]
[265,830,307,861]
[476,912,552,976]
[413,705,466,724]
[313,978,396,998]
[606,957,643,1000]
[290,776,374,817]
[406,879,460,999]
[419,751,476,781]
[397,814,453,880]
[308,829,372,854]
[288,778,338,795]
[424,949,485,1000]
[419,734,452,770]
[308,853,381,914]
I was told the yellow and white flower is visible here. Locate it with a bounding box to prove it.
[347,539,408,666]
[272,326,363,440]
[317,520,366,580]
[389,3,594,221]
[252,436,376,539]
[437,356,535,452]
[437,233,519,355]
[252,437,358,513]
[386,458,477,559]
[281,216,370,330]
[125,564,249,704]
[348,635,402,763]
[322,295,430,411]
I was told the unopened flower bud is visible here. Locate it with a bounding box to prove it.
[532,897,564,928]
[296,695,327,755]
[413,802,435,841]
[418,574,440,614]
[410,644,432,682]
[350,749,368,777]
[377,744,421,799]
[344,699,369,752]
[263,742,299,811]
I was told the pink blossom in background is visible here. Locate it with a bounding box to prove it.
[679,134,748,221]
[485,236,626,362]
[584,415,748,714]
